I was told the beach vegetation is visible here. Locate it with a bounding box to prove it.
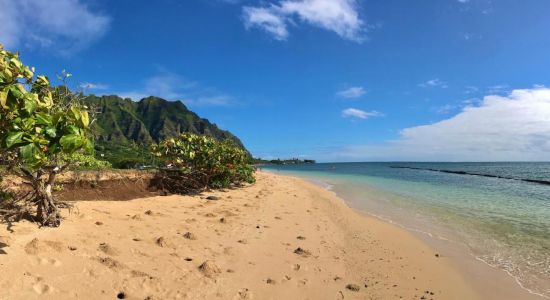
[0,44,94,227]
[151,133,255,193]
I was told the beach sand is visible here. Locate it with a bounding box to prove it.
[0,172,481,299]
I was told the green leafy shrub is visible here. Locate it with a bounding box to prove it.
[0,44,93,226]
[65,152,112,170]
[151,133,255,191]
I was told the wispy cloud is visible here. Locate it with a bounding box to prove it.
[433,104,458,115]
[80,82,109,91]
[0,0,110,55]
[464,86,479,94]
[336,86,366,98]
[243,6,289,40]
[419,78,448,88]
[487,84,510,94]
[106,71,238,107]
[325,87,550,161]
[342,108,383,119]
[243,0,365,42]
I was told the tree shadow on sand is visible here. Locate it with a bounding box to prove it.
[0,241,7,254]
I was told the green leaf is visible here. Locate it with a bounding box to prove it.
[0,90,7,108]
[35,113,52,125]
[83,138,94,154]
[60,134,84,153]
[65,125,80,135]
[45,127,57,138]
[20,143,36,161]
[80,110,90,128]
[5,131,23,147]
[70,106,81,120]
[23,98,37,114]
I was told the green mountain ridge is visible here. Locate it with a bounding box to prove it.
[83,95,246,168]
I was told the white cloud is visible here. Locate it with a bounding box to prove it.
[342,108,383,119]
[329,88,550,161]
[243,6,289,40]
[243,0,365,42]
[419,78,448,88]
[337,86,366,98]
[80,82,109,90]
[107,71,237,107]
[0,0,110,54]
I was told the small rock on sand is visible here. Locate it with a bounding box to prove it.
[266,278,276,284]
[95,221,103,226]
[294,247,311,257]
[206,196,220,200]
[156,237,170,247]
[144,210,153,215]
[183,232,197,240]
[296,236,306,240]
[198,260,221,278]
[346,284,360,292]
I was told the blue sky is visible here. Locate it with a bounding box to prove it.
[2,0,550,161]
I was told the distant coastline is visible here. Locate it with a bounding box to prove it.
[254,158,316,165]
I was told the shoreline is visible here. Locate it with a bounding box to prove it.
[272,170,546,300]
[0,172,494,299]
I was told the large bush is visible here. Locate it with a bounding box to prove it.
[0,44,93,226]
[151,133,255,191]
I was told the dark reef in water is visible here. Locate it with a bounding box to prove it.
[389,166,550,186]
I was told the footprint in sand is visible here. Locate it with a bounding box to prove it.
[32,282,53,295]
[235,288,252,300]
[30,276,54,295]
[94,256,126,270]
[24,238,64,255]
[37,257,62,267]
[98,243,119,255]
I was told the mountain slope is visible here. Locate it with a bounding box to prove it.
[83,95,246,168]
[85,95,244,146]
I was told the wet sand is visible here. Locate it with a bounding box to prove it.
[0,172,480,299]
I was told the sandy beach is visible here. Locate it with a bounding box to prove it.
[1,172,483,299]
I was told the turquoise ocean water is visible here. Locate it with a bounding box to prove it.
[263,162,550,298]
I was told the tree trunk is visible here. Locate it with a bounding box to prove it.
[35,171,61,227]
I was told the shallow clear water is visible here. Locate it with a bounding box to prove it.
[263,162,550,298]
